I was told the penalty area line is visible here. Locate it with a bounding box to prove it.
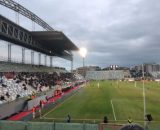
[110,99,117,121]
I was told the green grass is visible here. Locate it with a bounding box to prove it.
[36,80,160,125]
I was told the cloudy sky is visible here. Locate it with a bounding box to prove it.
[0,0,160,70]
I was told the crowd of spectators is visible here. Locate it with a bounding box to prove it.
[15,72,78,91]
[0,72,82,104]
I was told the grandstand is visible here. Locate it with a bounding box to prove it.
[86,70,131,80]
[0,61,67,72]
[149,71,160,79]
[0,0,84,122]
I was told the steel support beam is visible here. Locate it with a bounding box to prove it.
[15,0,19,25]
[8,43,11,62]
[50,56,52,67]
[0,15,51,56]
[71,59,73,73]
[38,53,41,65]
[22,47,25,64]
[0,0,54,31]
[31,51,34,65]
[45,55,47,66]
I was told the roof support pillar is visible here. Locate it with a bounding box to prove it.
[39,53,41,65]
[8,43,11,62]
[31,51,34,65]
[71,58,73,73]
[50,56,52,67]
[45,55,47,66]
[22,47,25,64]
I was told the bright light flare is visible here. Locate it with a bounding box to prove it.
[79,47,87,58]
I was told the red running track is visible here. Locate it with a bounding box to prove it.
[8,86,80,121]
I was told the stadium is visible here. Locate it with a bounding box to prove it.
[0,0,160,130]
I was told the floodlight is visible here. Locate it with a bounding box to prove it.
[79,47,87,58]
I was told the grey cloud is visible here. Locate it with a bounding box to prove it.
[1,0,160,69]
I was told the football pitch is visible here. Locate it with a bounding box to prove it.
[38,80,160,124]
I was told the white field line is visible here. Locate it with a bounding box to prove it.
[42,91,79,118]
[110,99,117,121]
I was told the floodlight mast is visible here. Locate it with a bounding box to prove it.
[79,48,87,77]
[79,47,87,68]
[83,57,85,68]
